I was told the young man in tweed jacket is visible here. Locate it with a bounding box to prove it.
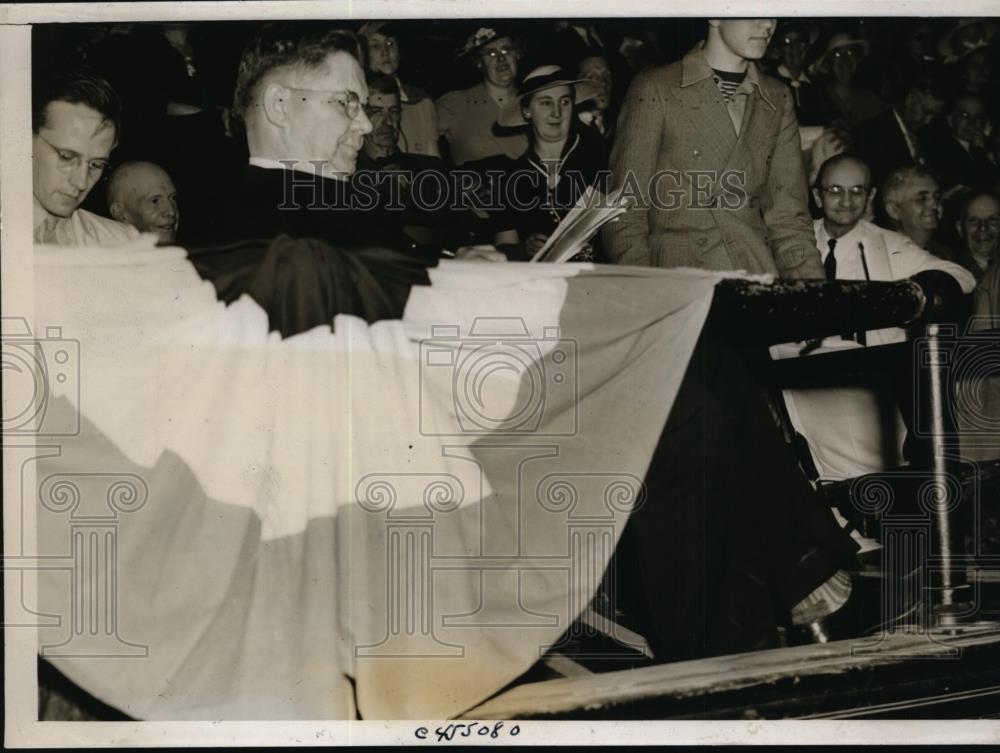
[604,19,823,279]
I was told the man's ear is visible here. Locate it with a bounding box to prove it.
[811,188,823,210]
[261,81,291,128]
[956,219,966,239]
[109,201,126,223]
[885,198,901,222]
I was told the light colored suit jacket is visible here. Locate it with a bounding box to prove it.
[603,44,822,279]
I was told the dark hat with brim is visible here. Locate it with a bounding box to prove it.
[496,65,599,128]
[357,20,408,40]
[809,32,870,76]
[457,25,520,58]
[937,18,998,64]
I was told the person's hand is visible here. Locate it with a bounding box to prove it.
[525,233,549,257]
[454,244,508,262]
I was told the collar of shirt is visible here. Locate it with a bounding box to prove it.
[680,42,775,111]
[249,155,336,180]
[33,195,57,235]
[396,77,410,104]
[892,109,921,162]
[776,63,810,86]
[816,221,865,271]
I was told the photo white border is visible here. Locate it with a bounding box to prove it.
[4,1,1000,746]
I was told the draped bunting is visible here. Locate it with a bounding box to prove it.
[29,236,719,719]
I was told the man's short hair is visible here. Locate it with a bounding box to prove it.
[881,166,937,210]
[233,23,364,120]
[32,67,122,138]
[813,153,871,189]
[365,72,400,100]
[882,63,947,109]
[959,191,1000,224]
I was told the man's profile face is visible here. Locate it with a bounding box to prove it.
[33,100,115,218]
[363,91,402,152]
[284,51,372,177]
[578,56,612,110]
[889,174,942,237]
[715,19,777,61]
[366,32,400,76]
[960,195,1000,259]
[477,36,518,88]
[113,164,179,243]
[949,96,988,144]
[813,159,871,233]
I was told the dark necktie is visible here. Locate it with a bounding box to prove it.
[824,238,838,280]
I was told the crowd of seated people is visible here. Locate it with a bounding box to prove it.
[28,17,1000,690]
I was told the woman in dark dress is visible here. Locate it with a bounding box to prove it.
[490,65,608,261]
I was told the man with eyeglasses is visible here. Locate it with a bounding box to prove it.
[922,94,1000,201]
[32,69,140,246]
[207,23,502,262]
[767,21,813,112]
[435,27,528,166]
[775,154,975,481]
[956,192,1000,280]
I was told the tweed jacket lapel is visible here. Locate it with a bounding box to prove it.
[676,79,738,170]
[677,47,780,179]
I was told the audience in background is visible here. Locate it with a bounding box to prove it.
[436,27,528,165]
[489,65,606,261]
[853,66,946,195]
[359,22,440,157]
[575,54,616,150]
[107,161,180,243]
[881,167,949,259]
[800,31,883,128]
[766,21,814,113]
[955,192,1000,281]
[30,16,1000,267]
[923,94,998,200]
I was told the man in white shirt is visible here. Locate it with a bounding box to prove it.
[776,154,976,481]
[32,69,140,246]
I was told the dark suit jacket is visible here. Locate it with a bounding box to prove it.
[853,109,923,191]
[921,126,1000,195]
[603,44,822,279]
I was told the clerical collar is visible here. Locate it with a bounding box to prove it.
[248,156,348,181]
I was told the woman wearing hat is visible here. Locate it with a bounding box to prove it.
[435,27,529,166]
[358,21,440,158]
[490,65,607,261]
[799,31,883,128]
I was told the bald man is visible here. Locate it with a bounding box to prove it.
[107,161,179,243]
